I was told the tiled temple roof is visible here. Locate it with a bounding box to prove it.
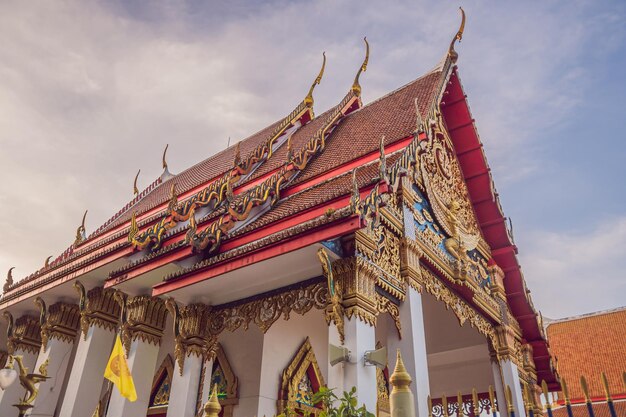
[547,307,626,401]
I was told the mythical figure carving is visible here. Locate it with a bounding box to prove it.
[7,355,50,409]
[317,248,345,344]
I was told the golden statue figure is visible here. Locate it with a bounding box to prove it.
[5,355,50,416]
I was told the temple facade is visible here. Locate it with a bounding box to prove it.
[0,12,558,417]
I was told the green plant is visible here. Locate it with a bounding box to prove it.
[311,386,375,417]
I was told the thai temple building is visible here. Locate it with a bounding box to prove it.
[0,11,561,417]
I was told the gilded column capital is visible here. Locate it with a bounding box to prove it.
[493,324,523,368]
[39,302,80,350]
[521,343,537,377]
[333,256,378,326]
[400,236,423,291]
[165,299,214,375]
[75,285,120,340]
[488,263,507,301]
[4,313,42,355]
[119,295,168,353]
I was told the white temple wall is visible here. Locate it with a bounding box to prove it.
[258,309,328,416]
[218,324,264,417]
[156,314,176,372]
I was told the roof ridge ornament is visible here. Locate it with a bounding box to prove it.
[351,37,369,96]
[44,256,52,269]
[73,210,88,247]
[304,52,326,107]
[448,7,466,64]
[133,169,141,196]
[128,211,139,243]
[3,267,14,293]
[162,144,169,171]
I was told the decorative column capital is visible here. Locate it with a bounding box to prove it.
[488,263,507,300]
[165,299,214,375]
[333,256,378,326]
[4,313,42,355]
[119,295,168,353]
[493,325,523,367]
[400,237,423,291]
[75,284,121,340]
[39,302,80,350]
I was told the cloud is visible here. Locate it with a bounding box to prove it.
[0,0,623,322]
[519,217,626,319]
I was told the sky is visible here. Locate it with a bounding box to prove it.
[0,0,624,319]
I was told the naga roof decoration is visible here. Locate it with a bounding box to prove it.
[184,43,368,255]
[126,53,328,252]
[133,169,141,196]
[73,210,88,247]
[162,144,169,172]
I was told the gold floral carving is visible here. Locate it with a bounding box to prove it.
[376,294,402,339]
[38,301,80,350]
[356,226,406,301]
[492,325,524,368]
[75,285,120,340]
[277,337,326,417]
[118,295,168,353]
[400,237,423,291]
[165,299,214,375]
[317,248,345,344]
[208,280,327,335]
[3,313,42,355]
[333,256,378,326]
[421,269,497,348]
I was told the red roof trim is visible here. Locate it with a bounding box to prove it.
[441,66,557,386]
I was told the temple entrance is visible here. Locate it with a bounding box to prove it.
[421,291,500,416]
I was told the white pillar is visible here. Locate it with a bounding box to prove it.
[58,325,116,417]
[490,357,506,415]
[198,358,214,409]
[30,337,75,417]
[166,354,203,417]
[326,323,345,395]
[105,338,160,417]
[500,359,526,417]
[388,287,430,417]
[0,347,39,416]
[344,317,377,412]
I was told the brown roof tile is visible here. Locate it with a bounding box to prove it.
[546,308,626,401]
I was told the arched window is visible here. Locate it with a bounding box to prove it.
[277,337,325,417]
[147,354,174,417]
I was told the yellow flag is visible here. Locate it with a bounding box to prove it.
[104,335,137,402]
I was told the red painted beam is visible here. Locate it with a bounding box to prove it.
[152,214,361,295]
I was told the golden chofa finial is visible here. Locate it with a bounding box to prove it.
[351,37,370,96]
[133,169,141,196]
[448,7,466,64]
[162,144,169,171]
[3,267,14,292]
[44,255,52,269]
[74,209,88,247]
[304,52,326,107]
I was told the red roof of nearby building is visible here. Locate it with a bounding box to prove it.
[547,307,626,402]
